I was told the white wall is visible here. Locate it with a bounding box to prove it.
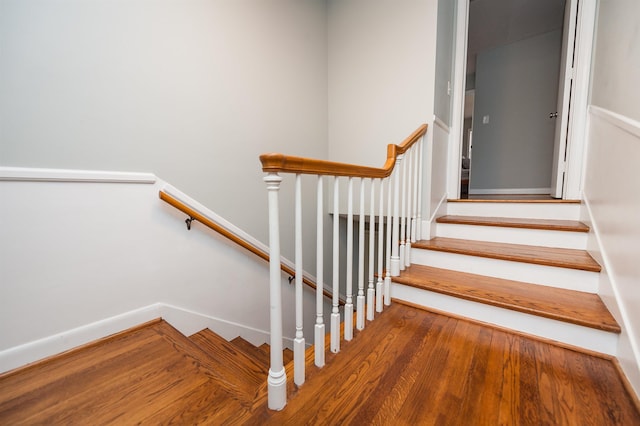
[327,0,438,168]
[0,0,328,258]
[582,0,640,396]
[470,30,561,193]
[434,0,456,126]
[0,170,324,373]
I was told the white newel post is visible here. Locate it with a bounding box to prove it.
[390,156,402,276]
[264,173,287,410]
[294,174,305,386]
[315,175,325,367]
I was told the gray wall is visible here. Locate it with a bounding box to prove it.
[0,0,328,259]
[434,0,457,125]
[470,29,562,192]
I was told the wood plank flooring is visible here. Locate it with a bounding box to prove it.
[393,264,620,332]
[414,237,602,272]
[253,302,639,425]
[1,305,638,425]
[436,215,589,232]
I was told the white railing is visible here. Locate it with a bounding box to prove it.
[259,124,427,410]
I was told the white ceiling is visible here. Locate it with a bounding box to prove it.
[467,0,566,74]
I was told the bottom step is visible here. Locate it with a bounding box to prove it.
[392,266,619,355]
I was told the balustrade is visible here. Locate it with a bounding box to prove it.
[260,124,427,410]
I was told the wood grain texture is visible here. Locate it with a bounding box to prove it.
[414,237,602,272]
[260,124,427,177]
[0,321,251,424]
[436,215,590,232]
[393,264,619,332]
[251,303,639,425]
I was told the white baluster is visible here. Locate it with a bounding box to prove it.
[411,143,419,246]
[416,136,424,241]
[293,174,305,386]
[264,173,286,411]
[344,177,354,341]
[357,179,365,330]
[367,179,375,321]
[376,178,384,313]
[405,148,413,268]
[315,175,325,367]
[390,155,402,276]
[331,177,340,353]
[385,174,393,305]
[399,152,407,271]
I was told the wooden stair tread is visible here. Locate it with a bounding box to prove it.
[414,237,601,272]
[436,215,589,232]
[0,320,251,424]
[393,264,620,333]
[189,329,267,392]
[230,336,269,367]
[447,198,581,204]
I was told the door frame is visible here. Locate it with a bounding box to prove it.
[448,0,598,200]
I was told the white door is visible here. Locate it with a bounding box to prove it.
[550,0,578,198]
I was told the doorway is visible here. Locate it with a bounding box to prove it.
[447,0,597,200]
[463,0,566,199]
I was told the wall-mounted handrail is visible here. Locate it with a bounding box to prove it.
[260,124,427,177]
[158,190,333,300]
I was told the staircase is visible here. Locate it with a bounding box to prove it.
[1,199,639,424]
[393,199,619,355]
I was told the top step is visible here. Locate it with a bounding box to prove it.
[446,199,582,221]
[437,215,589,233]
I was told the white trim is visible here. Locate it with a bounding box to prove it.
[584,176,640,397]
[433,115,450,132]
[590,105,640,139]
[563,0,597,200]
[447,0,470,199]
[468,187,551,195]
[0,302,297,374]
[421,192,448,241]
[0,167,156,184]
[0,304,164,373]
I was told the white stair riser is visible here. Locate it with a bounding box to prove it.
[435,223,588,250]
[447,202,581,220]
[411,249,599,293]
[392,284,617,356]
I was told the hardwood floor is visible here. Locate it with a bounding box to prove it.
[436,215,590,232]
[1,305,638,425]
[252,302,639,425]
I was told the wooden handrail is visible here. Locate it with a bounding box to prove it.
[159,190,335,301]
[260,124,427,177]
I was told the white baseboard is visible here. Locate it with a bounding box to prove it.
[468,187,551,195]
[421,192,448,240]
[0,303,291,374]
